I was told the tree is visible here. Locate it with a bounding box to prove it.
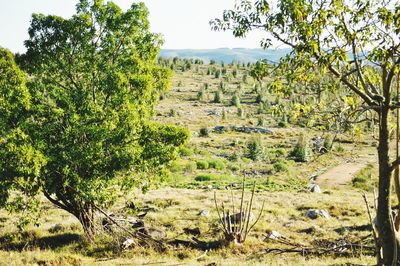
[1,0,188,241]
[212,0,400,264]
[0,48,46,230]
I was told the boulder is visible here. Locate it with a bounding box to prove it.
[310,184,321,193]
[306,209,330,219]
[198,209,210,217]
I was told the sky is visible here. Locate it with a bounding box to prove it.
[0,0,267,53]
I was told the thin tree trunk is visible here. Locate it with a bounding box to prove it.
[377,106,397,265]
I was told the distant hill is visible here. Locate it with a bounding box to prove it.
[159,48,291,64]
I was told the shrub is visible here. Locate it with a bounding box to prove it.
[184,162,197,173]
[323,134,334,151]
[199,127,209,137]
[195,174,212,181]
[169,161,183,173]
[208,159,225,170]
[222,108,227,120]
[231,93,241,107]
[290,133,311,162]
[196,160,209,169]
[273,158,289,172]
[257,116,264,127]
[197,88,206,101]
[179,147,193,157]
[274,148,287,157]
[237,107,245,118]
[169,108,176,117]
[278,120,288,128]
[227,163,240,172]
[246,137,264,161]
[214,69,221,78]
[214,90,223,103]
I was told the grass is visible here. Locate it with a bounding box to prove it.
[0,61,381,265]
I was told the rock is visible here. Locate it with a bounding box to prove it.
[310,184,321,193]
[225,212,255,224]
[147,228,166,239]
[265,230,282,240]
[127,216,144,228]
[306,209,331,219]
[230,126,273,134]
[198,209,210,217]
[208,110,221,116]
[213,126,226,133]
[121,238,135,249]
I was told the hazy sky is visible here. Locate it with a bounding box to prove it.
[0,0,267,53]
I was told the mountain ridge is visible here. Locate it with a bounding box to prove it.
[159,48,291,64]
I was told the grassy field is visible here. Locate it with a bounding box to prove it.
[0,60,381,265]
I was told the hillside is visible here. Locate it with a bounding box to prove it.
[159,48,291,64]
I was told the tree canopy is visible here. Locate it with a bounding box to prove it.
[0,0,188,240]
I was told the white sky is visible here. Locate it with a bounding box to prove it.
[0,0,267,53]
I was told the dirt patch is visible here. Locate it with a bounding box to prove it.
[317,154,376,187]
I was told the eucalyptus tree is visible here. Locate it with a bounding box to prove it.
[1,0,188,241]
[212,0,400,264]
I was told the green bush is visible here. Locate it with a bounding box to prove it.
[273,158,289,172]
[199,127,209,137]
[352,163,375,191]
[184,162,197,173]
[257,116,264,127]
[278,120,288,128]
[179,147,193,157]
[208,159,225,170]
[274,148,287,157]
[231,94,241,107]
[246,137,264,161]
[195,174,212,182]
[169,161,183,173]
[214,90,223,103]
[237,107,245,118]
[323,134,334,151]
[290,133,311,162]
[227,163,240,172]
[196,160,209,169]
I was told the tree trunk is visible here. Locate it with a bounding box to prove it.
[377,106,398,265]
[76,204,96,243]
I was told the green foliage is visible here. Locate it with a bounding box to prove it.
[227,163,240,172]
[257,116,265,127]
[246,136,264,161]
[0,48,45,228]
[183,161,197,173]
[290,133,311,162]
[1,1,189,237]
[273,158,289,173]
[323,134,334,151]
[208,159,225,170]
[231,93,241,107]
[195,174,212,182]
[197,88,206,101]
[352,163,376,191]
[196,160,209,170]
[199,127,209,137]
[237,107,245,118]
[179,147,193,157]
[213,90,223,103]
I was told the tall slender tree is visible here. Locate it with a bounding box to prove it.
[212,0,399,264]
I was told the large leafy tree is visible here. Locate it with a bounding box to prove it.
[0,0,188,241]
[212,0,399,264]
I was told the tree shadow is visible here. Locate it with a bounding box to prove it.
[0,232,82,251]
